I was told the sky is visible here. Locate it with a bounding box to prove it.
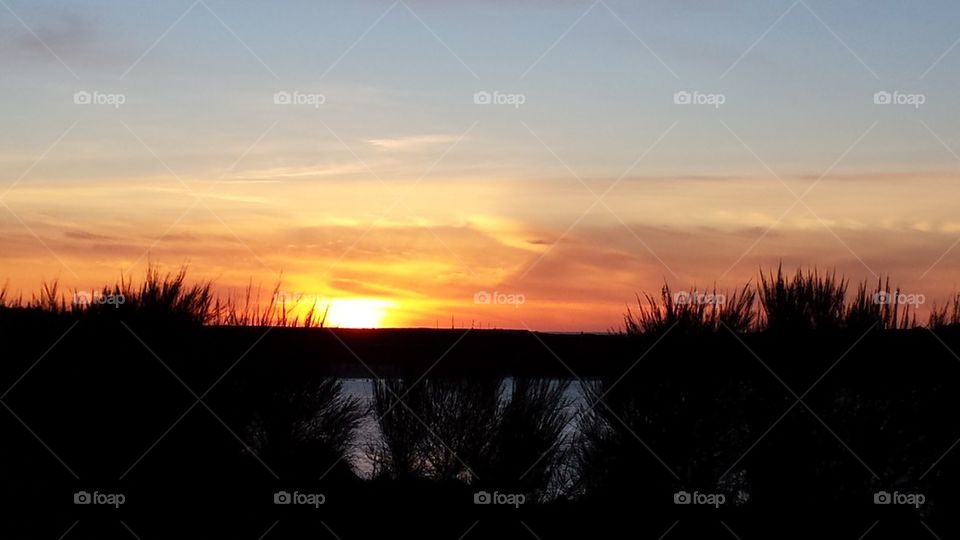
[2,0,960,330]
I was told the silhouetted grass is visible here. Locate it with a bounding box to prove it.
[844,278,916,330]
[2,264,949,334]
[0,265,327,328]
[930,294,960,328]
[623,283,756,335]
[0,279,69,312]
[116,266,215,325]
[759,265,847,331]
[213,279,328,328]
[624,265,932,335]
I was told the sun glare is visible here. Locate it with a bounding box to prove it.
[324,298,393,328]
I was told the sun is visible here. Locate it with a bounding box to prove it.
[324,298,393,328]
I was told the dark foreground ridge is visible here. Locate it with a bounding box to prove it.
[2,267,960,538]
[2,320,959,538]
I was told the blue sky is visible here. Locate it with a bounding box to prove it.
[4,0,960,177]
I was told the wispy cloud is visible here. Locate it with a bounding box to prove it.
[367,134,467,152]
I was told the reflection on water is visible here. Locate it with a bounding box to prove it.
[341,378,587,480]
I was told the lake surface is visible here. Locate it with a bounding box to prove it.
[340,378,588,479]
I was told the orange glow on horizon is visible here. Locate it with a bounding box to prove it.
[323,298,395,329]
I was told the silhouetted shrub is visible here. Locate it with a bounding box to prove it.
[370,377,573,499]
[0,265,334,328]
[759,265,847,331]
[368,378,431,479]
[369,378,500,482]
[929,294,960,328]
[623,266,931,336]
[244,378,365,480]
[844,278,916,330]
[623,283,756,335]
[479,378,573,499]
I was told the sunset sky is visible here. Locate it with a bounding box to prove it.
[2,0,960,330]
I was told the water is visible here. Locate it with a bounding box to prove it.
[339,378,589,479]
